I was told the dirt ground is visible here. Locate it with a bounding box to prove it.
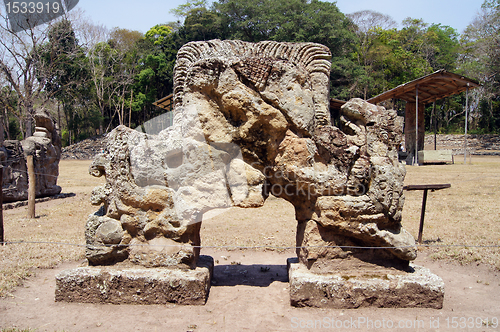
[1,250,500,331]
[1,158,500,331]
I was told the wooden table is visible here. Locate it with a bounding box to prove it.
[403,184,451,244]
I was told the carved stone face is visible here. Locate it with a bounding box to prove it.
[258,60,316,135]
[183,57,319,136]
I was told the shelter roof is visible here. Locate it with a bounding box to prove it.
[330,98,346,111]
[153,94,173,111]
[367,70,480,105]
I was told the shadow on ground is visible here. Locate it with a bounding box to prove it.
[212,264,288,287]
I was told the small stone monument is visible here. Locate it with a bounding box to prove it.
[56,40,443,307]
[1,109,61,203]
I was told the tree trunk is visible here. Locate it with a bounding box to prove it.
[57,101,62,134]
[0,109,4,145]
[129,89,133,128]
[27,155,36,219]
[445,98,450,126]
[26,117,32,137]
[97,99,105,135]
[0,165,3,244]
[71,104,75,145]
[17,101,24,140]
[4,107,10,140]
[120,86,126,126]
[63,102,70,145]
[25,103,34,138]
[99,109,104,135]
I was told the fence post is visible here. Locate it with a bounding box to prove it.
[27,154,36,219]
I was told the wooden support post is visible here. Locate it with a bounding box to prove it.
[404,102,425,164]
[432,101,437,150]
[404,184,451,244]
[415,85,419,165]
[0,165,4,244]
[418,189,428,244]
[27,154,36,219]
[464,84,469,165]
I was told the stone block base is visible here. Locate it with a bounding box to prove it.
[287,258,444,309]
[55,256,213,305]
[418,150,454,164]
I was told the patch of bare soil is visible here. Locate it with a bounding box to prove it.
[0,250,499,332]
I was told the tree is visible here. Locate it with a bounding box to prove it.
[0,11,80,137]
[87,40,114,134]
[214,0,356,47]
[129,25,180,125]
[181,7,227,41]
[85,27,143,133]
[349,10,397,33]
[108,28,143,128]
[213,0,359,99]
[0,85,20,140]
[357,18,455,94]
[170,0,210,18]
[38,19,91,144]
[348,11,397,98]
[460,0,500,132]
[426,24,460,71]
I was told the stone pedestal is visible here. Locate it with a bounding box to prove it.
[55,256,213,305]
[287,258,444,309]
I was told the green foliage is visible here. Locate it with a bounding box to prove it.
[132,41,177,123]
[8,117,22,140]
[145,25,173,46]
[427,24,460,71]
[170,0,209,18]
[39,19,90,101]
[477,99,500,133]
[457,0,500,133]
[182,7,227,41]
[213,0,360,98]
[4,0,500,142]
[214,0,357,52]
[345,15,463,108]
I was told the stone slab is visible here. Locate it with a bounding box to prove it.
[55,255,213,305]
[287,258,444,309]
[418,150,454,164]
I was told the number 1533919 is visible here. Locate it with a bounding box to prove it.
[445,317,498,329]
[5,1,60,14]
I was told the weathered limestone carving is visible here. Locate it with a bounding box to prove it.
[86,40,417,272]
[0,140,28,202]
[1,109,61,202]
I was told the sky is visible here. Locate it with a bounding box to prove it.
[76,0,485,35]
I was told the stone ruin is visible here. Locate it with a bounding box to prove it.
[55,40,444,308]
[1,109,62,202]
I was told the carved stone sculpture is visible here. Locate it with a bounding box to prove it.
[0,140,28,202]
[54,39,445,308]
[1,109,61,202]
[86,40,416,271]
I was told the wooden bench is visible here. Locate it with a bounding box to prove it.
[417,150,454,165]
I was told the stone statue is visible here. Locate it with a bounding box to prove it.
[1,109,61,202]
[60,39,446,308]
[86,40,416,270]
